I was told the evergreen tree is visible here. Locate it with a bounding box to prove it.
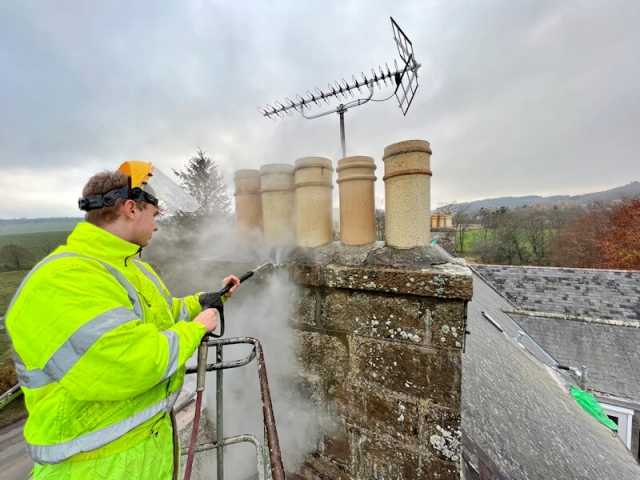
[172,148,231,222]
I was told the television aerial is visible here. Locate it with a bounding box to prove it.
[258,17,421,158]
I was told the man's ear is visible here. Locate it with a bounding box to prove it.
[122,199,138,220]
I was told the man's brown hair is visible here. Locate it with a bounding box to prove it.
[82,170,147,226]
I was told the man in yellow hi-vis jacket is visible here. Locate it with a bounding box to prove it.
[5,162,239,479]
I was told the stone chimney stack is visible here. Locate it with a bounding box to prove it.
[228,139,468,479]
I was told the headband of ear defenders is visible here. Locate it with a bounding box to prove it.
[78,183,158,212]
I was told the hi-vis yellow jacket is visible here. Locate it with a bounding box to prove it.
[5,222,207,467]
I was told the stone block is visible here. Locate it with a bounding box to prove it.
[296,330,349,383]
[321,416,351,467]
[324,264,472,300]
[321,290,430,344]
[356,432,425,480]
[432,300,466,349]
[429,456,461,479]
[362,389,420,441]
[291,286,318,326]
[420,401,461,462]
[299,453,354,480]
[351,337,461,405]
[327,380,366,427]
[291,263,325,286]
[286,371,326,409]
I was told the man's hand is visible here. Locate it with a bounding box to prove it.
[194,308,218,334]
[222,275,240,298]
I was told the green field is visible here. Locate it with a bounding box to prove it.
[455,228,486,258]
[0,218,81,235]
[0,230,71,257]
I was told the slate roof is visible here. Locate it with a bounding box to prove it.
[463,272,640,479]
[472,265,640,321]
[510,313,640,403]
[472,264,640,405]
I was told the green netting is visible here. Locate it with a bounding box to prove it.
[570,385,618,430]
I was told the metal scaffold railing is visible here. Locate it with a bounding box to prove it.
[182,336,285,480]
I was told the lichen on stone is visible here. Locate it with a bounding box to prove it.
[429,425,461,461]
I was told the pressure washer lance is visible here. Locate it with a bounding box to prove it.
[183,262,270,480]
[197,262,269,338]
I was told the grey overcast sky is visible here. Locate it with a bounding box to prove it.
[1,0,639,218]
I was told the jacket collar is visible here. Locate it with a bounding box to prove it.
[66,222,142,265]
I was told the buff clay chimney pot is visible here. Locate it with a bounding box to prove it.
[294,157,334,247]
[260,164,295,247]
[383,140,433,248]
[233,169,263,235]
[336,156,377,245]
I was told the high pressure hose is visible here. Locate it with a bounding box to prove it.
[184,391,203,479]
[184,335,209,480]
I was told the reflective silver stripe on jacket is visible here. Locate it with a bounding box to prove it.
[178,300,190,322]
[13,353,51,390]
[133,259,172,307]
[159,331,179,382]
[26,389,181,465]
[43,307,139,383]
[15,307,138,390]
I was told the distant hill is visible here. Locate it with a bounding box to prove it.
[456,181,640,211]
[0,217,82,235]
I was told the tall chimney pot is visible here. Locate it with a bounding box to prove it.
[336,156,377,245]
[383,140,432,248]
[260,164,295,246]
[294,157,334,247]
[233,169,263,240]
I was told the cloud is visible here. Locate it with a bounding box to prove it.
[1,0,639,218]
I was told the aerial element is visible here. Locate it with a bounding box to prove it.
[259,17,421,157]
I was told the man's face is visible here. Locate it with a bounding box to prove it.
[133,204,159,247]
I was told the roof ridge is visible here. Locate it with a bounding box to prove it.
[471,264,640,274]
[503,308,640,328]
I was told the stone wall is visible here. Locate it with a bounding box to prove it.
[287,242,472,479]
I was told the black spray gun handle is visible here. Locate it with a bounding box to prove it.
[198,270,255,338]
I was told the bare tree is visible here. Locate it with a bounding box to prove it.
[549,202,610,268]
[436,201,457,215]
[452,204,473,254]
[473,208,532,265]
[523,211,550,264]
